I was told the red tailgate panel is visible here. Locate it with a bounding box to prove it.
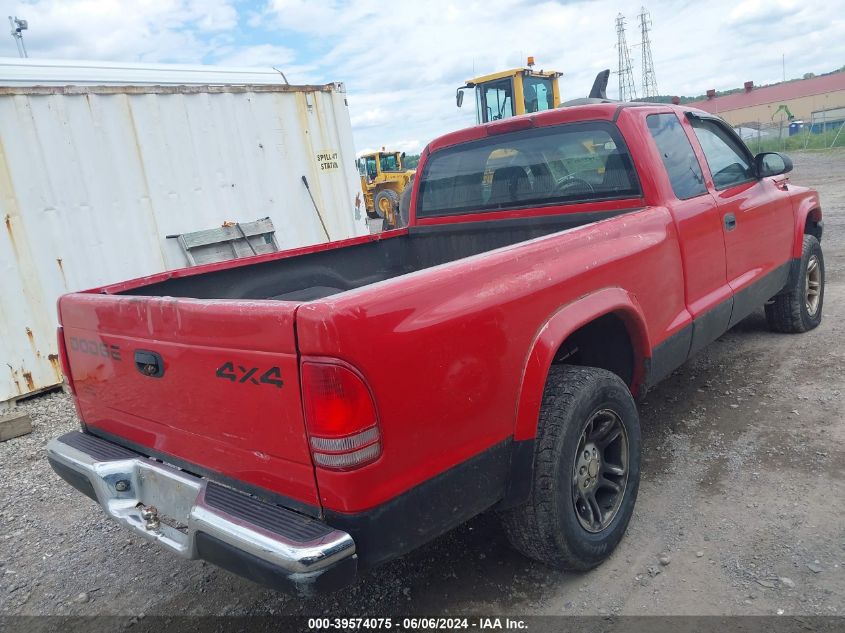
[59,294,319,508]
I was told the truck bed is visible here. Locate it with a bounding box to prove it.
[120,211,629,301]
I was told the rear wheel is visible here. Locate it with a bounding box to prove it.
[397,186,412,228]
[500,365,640,570]
[765,235,824,333]
[374,189,400,228]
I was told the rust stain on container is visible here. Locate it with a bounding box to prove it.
[48,353,62,381]
[4,214,18,254]
[9,368,22,395]
[1,136,21,256]
[22,371,35,391]
[25,327,38,355]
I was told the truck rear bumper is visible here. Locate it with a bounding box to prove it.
[46,431,357,596]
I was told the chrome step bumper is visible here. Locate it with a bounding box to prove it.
[46,431,356,595]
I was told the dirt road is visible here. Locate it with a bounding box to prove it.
[1,151,843,617]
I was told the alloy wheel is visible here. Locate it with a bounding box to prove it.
[572,409,629,533]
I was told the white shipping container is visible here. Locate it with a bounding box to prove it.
[0,58,367,408]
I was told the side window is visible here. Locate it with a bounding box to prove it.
[690,119,754,189]
[646,113,707,200]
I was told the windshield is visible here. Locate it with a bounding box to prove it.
[417,121,641,217]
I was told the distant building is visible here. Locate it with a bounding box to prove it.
[686,72,845,129]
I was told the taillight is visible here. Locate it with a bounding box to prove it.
[301,360,381,470]
[56,327,75,394]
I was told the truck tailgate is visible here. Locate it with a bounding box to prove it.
[58,293,319,510]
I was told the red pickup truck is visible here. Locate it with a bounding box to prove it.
[48,102,825,596]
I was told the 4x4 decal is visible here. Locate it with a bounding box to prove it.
[215,362,283,388]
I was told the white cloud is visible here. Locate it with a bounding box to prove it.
[213,43,296,67]
[2,0,844,155]
[257,0,845,150]
[729,0,799,24]
[350,107,389,129]
[189,0,238,32]
[393,139,422,153]
[0,0,238,62]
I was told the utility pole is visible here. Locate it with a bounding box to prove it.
[638,7,658,100]
[8,16,29,58]
[616,13,638,101]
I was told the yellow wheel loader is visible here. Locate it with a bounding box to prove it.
[357,150,415,229]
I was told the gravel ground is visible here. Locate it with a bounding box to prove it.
[2,150,844,617]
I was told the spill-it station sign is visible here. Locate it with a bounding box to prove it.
[317,150,340,171]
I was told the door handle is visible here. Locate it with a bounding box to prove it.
[135,350,165,378]
[723,213,737,231]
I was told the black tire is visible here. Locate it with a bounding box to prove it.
[500,365,641,570]
[374,189,399,226]
[397,186,412,228]
[765,235,824,333]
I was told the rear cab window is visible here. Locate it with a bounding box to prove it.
[417,121,641,218]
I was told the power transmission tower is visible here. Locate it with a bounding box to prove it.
[615,13,637,101]
[638,7,658,100]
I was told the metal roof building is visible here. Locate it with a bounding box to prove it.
[686,72,845,127]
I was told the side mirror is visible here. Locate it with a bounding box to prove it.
[456,88,464,108]
[755,152,793,178]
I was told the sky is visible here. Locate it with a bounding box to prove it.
[2,0,844,154]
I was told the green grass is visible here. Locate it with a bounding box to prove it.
[745,127,845,154]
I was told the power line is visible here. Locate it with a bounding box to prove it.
[638,7,658,100]
[616,13,638,101]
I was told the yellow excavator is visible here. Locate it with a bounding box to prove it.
[357,149,415,229]
[456,57,562,124]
